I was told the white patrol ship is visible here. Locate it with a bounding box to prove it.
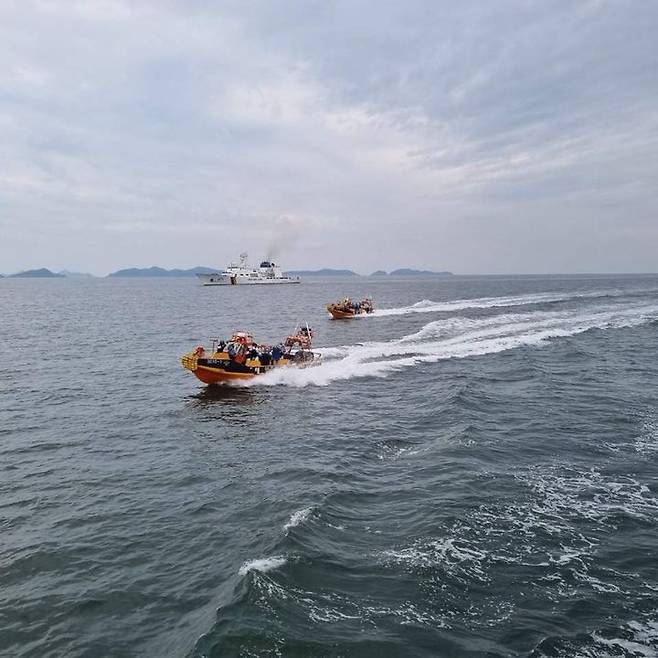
[196,253,301,286]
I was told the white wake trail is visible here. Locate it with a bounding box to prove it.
[244,301,658,388]
[371,289,627,318]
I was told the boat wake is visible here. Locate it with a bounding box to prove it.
[370,289,646,317]
[244,300,658,388]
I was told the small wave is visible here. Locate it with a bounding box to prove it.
[377,461,658,608]
[250,578,447,629]
[589,631,658,658]
[283,507,313,533]
[377,440,421,461]
[325,522,345,530]
[519,465,658,525]
[636,415,658,455]
[382,537,489,583]
[535,619,658,657]
[238,555,287,576]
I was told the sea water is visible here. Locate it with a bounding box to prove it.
[1,274,657,657]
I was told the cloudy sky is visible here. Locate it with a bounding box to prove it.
[1,1,657,275]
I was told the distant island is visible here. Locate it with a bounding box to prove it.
[58,270,95,278]
[107,266,217,277]
[390,268,453,276]
[368,269,454,276]
[3,268,95,278]
[2,265,455,279]
[10,268,65,278]
[286,269,358,276]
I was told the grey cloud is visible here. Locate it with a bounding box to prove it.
[0,1,657,274]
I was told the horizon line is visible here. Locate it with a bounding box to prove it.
[3,267,658,279]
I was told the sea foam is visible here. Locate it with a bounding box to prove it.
[244,299,658,388]
[238,555,287,576]
[283,507,313,533]
[370,289,626,317]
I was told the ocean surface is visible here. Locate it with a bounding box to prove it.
[1,274,658,658]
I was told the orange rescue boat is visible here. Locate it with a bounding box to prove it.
[327,297,374,319]
[181,327,319,385]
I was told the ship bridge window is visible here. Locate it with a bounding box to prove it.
[260,261,272,268]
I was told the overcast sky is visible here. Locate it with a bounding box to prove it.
[1,1,657,275]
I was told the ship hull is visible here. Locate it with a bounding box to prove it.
[201,279,300,286]
[197,274,300,286]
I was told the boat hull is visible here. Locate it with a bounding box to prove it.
[328,307,356,319]
[197,274,300,286]
[327,305,372,319]
[181,351,317,385]
[191,364,256,384]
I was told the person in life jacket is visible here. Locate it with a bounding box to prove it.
[227,341,246,362]
[272,344,285,362]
